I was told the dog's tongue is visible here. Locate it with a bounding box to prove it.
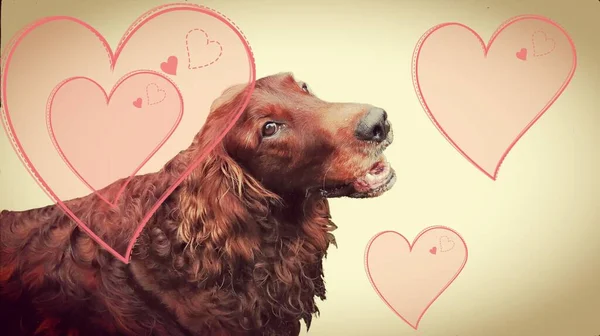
[353,159,391,193]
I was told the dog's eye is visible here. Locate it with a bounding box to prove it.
[301,82,309,93]
[262,122,281,137]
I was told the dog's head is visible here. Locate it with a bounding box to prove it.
[206,72,396,199]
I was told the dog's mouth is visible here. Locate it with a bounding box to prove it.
[349,158,396,198]
[321,156,396,199]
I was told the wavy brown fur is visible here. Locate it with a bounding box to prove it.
[0,73,392,336]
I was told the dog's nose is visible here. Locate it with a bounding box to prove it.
[355,107,390,142]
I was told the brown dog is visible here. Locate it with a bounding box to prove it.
[0,73,395,336]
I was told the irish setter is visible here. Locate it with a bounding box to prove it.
[0,73,395,336]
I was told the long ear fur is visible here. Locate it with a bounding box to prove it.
[164,86,281,278]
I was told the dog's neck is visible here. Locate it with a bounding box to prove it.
[127,162,337,334]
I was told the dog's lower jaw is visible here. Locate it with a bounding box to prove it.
[319,160,396,199]
[347,169,397,198]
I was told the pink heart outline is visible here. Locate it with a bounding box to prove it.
[439,235,455,252]
[145,82,167,105]
[365,226,469,330]
[412,15,577,180]
[1,3,256,264]
[46,70,184,208]
[532,30,556,57]
[186,28,223,69]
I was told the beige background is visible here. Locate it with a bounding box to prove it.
[1,0,599,335]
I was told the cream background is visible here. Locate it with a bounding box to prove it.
[1,0,599,335]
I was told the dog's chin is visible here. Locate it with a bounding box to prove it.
[320,156,396,199]
[348,158,396,198]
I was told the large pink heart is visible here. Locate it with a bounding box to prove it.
[365,227,468,330]
[1,3,256,263]
[413,15,577,179]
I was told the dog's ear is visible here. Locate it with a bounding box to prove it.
[193,83,251,155]
[172,84,280,263]
[209,83,247,113]
[161,81,252,179]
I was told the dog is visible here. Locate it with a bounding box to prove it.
[0,73,396,335]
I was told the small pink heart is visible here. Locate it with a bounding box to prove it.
[516,47,527,61]
[365,227,468,330]
[133,97,142,108]
[160,55,178,75]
